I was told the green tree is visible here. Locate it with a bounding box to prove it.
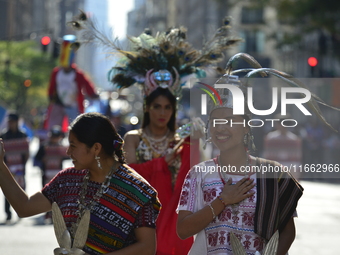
[0,40,56,126]
[243,0,340,51]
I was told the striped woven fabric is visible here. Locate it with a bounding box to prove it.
[42,164,160,254]
[254,158,304,240]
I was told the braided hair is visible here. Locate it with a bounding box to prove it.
[69,112,126,164]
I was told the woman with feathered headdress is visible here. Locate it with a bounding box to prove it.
[119,25,242,255]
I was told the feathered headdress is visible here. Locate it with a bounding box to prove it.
[68,11,243,99]
[203,52,340,132]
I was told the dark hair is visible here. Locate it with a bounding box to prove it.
[69,112,125,163]
[8,112,19,121]
[50,125,64,137]
[142,87,177,132]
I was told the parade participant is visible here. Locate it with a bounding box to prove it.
[34,125,68,187]
[45,35,99,131]
[0,112,29,224]
[176,54,308,255]
[124,85,199,255]
[110,26,241,255]
[68,11,242,254]
[0,112,160,255]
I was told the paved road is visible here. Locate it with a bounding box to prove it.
[0,138,339,254]
[289,180,340,255]
[0,138,64,255]
[0,158,58,254]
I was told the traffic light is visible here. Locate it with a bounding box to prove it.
[308,57,318,76]
[24,79,31,87]
[308,57,318,67]
[41,36,51,53]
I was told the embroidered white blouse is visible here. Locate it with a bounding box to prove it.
[177,159,266,255]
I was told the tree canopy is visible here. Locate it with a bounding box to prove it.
[0,40,56,126]
[249,0,340,51]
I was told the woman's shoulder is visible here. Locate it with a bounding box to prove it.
[255,157,282,167]
[125,129,142,137]
[60,167,86,173]
[53,167,87,179]
[124,129,142,141]
[187,159,217,177]
[193,158,216,167]
[254,157,301,182]
[124,129,142,147]
[42,168,86,192]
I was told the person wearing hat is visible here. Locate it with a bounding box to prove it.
[45,35,99,132]
[0,112,29,224]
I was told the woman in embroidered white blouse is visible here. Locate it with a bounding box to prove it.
[176,74,302,255]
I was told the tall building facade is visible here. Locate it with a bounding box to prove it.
[0,0,84,43]
[76,0,112,90]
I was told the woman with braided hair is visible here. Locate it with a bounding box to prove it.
[0,112,160,255]
[65,11,243,254]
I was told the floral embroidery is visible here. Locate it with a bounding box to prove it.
[208,232,218,247]
[179,190,189,205]
[243,235,252,249]
[242,212,255,227]
[219,231,227,245]
[204,187,218,202]
[177,162,266,254]
[219,207,232,221]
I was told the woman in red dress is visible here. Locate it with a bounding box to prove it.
[68,12,243,254]
[124,83,200,255]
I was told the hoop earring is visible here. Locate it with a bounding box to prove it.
[95,155,102,169]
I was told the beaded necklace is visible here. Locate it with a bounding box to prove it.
[143,127,171,156]
[70,165,117,238]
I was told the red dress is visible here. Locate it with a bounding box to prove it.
[128,129,200,255]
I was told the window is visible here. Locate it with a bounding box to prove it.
[239,30,265,53]
[241,7,264,24]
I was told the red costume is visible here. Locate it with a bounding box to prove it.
[129,136,200,255]
[45,64,98,131]
[48,65,97,114]
[44,34,98,131]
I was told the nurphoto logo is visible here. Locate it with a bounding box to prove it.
[199,82,312,128]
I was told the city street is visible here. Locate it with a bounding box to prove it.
[0,138,58,255]
[0,138,340,254]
